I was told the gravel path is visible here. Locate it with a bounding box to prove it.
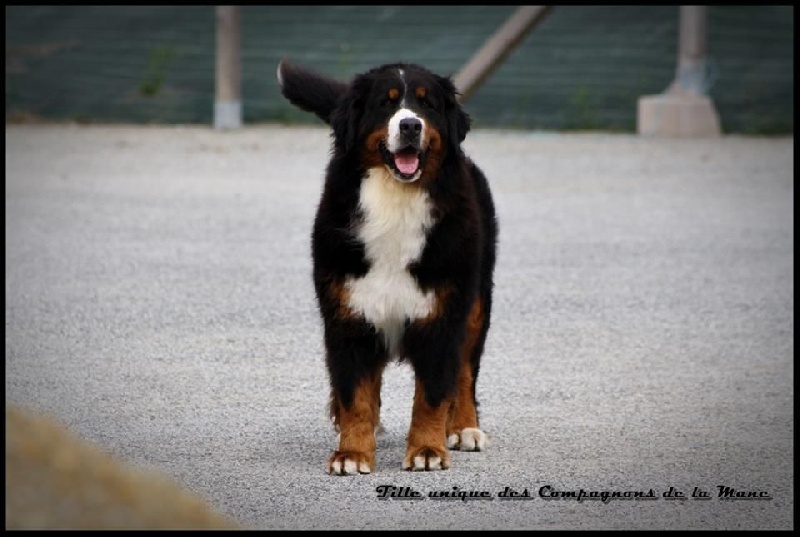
[5,125,794,530]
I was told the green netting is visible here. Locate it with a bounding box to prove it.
[5,6,794,133]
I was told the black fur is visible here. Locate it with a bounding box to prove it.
[278,59,349,125]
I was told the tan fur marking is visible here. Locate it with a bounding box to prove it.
[404,378,451,470]
[327,279,359,320]
[447,298,483,434]
[328,373,383,474]
[420,125,443,185]
[363,127,389,169]
[414,285,452,327]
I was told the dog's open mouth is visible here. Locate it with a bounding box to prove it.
[379,142,426,182]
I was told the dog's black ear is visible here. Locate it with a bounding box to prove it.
[436,75,471,146]
[330,74,370,154]
[277,59,348,125]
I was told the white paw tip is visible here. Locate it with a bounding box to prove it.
[446,433,460,449]
[358,461,371,474]
[343,459,359,475]
[408,454,442,470]
[330,460,342,474]
[452,427,487,451]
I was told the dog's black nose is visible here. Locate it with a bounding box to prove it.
[399,118,422,137]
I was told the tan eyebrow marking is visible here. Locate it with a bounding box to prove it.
[388,88,400,101]
[415,86,426,99]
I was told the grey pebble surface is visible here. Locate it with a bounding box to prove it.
[5,124,793,530]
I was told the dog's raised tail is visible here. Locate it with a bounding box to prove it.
[277,59,348,125]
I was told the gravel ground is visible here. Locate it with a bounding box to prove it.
[5,124,794,530]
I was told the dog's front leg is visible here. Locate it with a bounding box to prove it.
[328,373,381,475]
[403,378,452,471]
[402,321,463,471]
[324,321,386,476]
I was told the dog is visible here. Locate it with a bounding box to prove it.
[277,60,497,474]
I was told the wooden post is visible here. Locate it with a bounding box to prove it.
[214,6,241,129]
[453,6,552,103]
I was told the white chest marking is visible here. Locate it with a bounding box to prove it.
[345,168,435,357]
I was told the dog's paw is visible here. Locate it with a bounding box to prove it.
[402,446,451,471]
[446,427,487,451]
[327,451,373,476]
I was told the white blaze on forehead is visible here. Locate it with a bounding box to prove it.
[345,167,436,357]
[387,108,426,153]
[398,68,407,106]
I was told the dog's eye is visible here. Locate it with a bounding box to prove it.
[417,93,437,109]
[381,97,399,108]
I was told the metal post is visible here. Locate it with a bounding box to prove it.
[453,6,552,103]
[214,6,241,129]
[675,6,709,95]
[637,5,720,137]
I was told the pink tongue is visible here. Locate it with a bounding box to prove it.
[394,153,419,175]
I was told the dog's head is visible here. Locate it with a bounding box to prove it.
[278,60,470,184]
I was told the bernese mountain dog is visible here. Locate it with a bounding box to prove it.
[277,60,497,474]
